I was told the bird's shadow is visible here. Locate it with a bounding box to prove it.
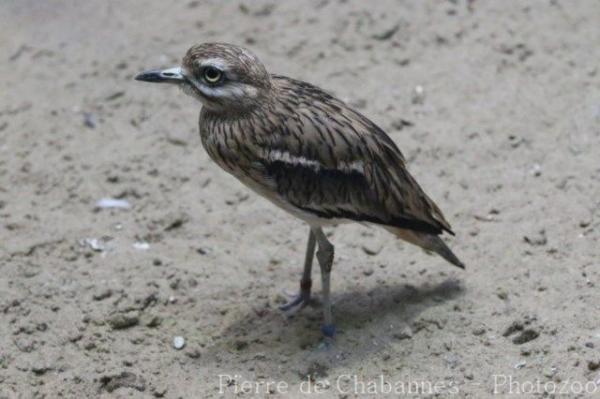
[198,277,464,376]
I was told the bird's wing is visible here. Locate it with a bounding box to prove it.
[245,76,454,235]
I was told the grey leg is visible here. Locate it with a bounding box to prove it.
[312,227,335,339]
[300,229,316,293]
[279,229,316,312]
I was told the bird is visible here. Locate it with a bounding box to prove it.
[136,42,464,342]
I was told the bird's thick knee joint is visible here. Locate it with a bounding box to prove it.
[316,244,334,273]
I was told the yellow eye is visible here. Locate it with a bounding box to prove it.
[203,67,222,84]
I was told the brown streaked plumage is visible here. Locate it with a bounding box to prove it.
[136,42,464,341]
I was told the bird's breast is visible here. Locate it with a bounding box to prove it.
[199,114,262,181]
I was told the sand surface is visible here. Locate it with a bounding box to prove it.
[1,1,599,397]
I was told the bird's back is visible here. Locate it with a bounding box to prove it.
[199,74,454,237]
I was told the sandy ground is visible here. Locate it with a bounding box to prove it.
[1,0,599,398]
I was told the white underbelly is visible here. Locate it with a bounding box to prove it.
[233,171,344,228]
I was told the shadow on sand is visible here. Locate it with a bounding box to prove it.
[198,277,464,375]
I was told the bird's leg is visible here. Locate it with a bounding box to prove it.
[279,229,315,313]
[313,227,335,341]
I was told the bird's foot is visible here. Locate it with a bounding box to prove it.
[321,323,336,339]
[316,324,336,350]
[279,289,311,314]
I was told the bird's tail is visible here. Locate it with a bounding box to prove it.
[386,227,465,269]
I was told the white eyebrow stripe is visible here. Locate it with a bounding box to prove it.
[268,150,365,174]
[200,58,228,70]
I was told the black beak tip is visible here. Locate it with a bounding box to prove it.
[134,70,163,83]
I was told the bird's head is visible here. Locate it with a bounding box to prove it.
[136,43,271,113]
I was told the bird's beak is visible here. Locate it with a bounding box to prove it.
[135,66,185,84]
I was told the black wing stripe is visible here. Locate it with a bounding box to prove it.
[261,158,444,235]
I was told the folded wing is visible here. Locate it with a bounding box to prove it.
[247,76,454,236]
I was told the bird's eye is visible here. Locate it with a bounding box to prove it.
[203,67,222,84]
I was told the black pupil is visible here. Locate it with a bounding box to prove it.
[205,68,220,81]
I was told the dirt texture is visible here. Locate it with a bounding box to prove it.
[1,1,599,398]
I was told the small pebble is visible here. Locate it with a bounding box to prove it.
[412,85,425,104]
[133,242,150,250]
[108,313,139,330]
[361,243,382,256]
[82,238,105,252]
[543,367,557,378]
[514,360,527,369]
[472,327,486,336]
[96,198,131,210]
[83,112,96,128]
[530,163,541,177]
[145,315,162,328]
[153,385,168,398]
[523,229,547,246]
[512,329,539,345]
[92,289,113,301]
[579,220,591,228]
[173,336,185,350]
[393,326,413,340]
